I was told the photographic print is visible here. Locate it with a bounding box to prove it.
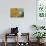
[10,8,24,17]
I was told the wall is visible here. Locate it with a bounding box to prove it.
[0,0,36,42]
[0,0,36,34]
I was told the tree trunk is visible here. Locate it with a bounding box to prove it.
[37,39,40,46]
